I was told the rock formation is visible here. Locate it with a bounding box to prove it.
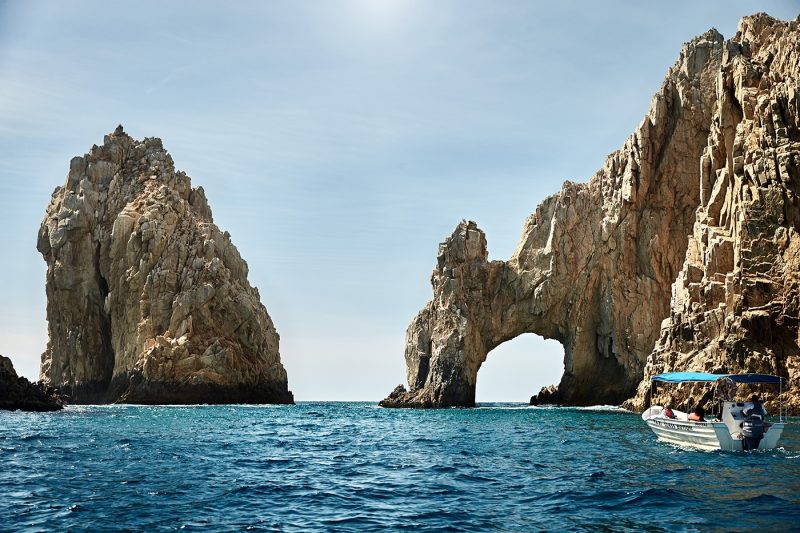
[627,14,800,414]
[0,355,63,411]
[382,14,800,410]
[38,126,293,404]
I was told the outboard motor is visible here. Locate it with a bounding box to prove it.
[742,415,764,451]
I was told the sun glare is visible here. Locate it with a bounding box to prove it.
[351,0,412,31]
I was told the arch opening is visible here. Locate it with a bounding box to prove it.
[475,333,564,404]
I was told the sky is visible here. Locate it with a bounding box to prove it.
[0,1,797,402]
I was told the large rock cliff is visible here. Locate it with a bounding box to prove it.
[627,14,800,413]
[382,14,800,410]
[38,127,293,404]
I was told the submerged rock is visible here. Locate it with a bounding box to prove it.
[38,127,293,404]
[382,14,800,410]
[0,355,63,411]
[529,385,560,406]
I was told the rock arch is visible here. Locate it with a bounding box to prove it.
[474,333,563,403]
[381,29,725,408]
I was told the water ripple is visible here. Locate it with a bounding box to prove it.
[0,403,798,531]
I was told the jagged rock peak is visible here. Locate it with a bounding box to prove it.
[37,127,293,404]
[382,13,800,410]
[626,14,800,414]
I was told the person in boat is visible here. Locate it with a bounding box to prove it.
[744,394,765,417]
[661,398,676,419]
[687,406,705,422]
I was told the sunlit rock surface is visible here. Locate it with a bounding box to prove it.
[626,14,800,413]
[383,14,800,410]
[38,127,293,404]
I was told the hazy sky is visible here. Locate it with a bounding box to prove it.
[1,1,797,401]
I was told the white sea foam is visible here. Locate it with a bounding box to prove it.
[575,405,629,412]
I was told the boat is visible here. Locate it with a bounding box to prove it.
[641,372,787,451]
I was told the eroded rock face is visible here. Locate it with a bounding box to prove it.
[0,355,63,411]
[627,14,800,414]
[38,127,293,404]
[381,27,725,408]
[382,14,800,410]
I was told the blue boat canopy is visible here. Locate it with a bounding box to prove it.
[651,372,786,385]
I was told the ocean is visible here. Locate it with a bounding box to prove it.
[1,403,798,532]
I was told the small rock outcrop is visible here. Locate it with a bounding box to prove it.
[38,126,293,404]
[0,355,63,411]
[382,14,800,410]
[627,14,800,413]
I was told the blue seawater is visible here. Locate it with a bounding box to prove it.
[1,403,799,532]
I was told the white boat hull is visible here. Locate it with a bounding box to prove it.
[642,407,785,451]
